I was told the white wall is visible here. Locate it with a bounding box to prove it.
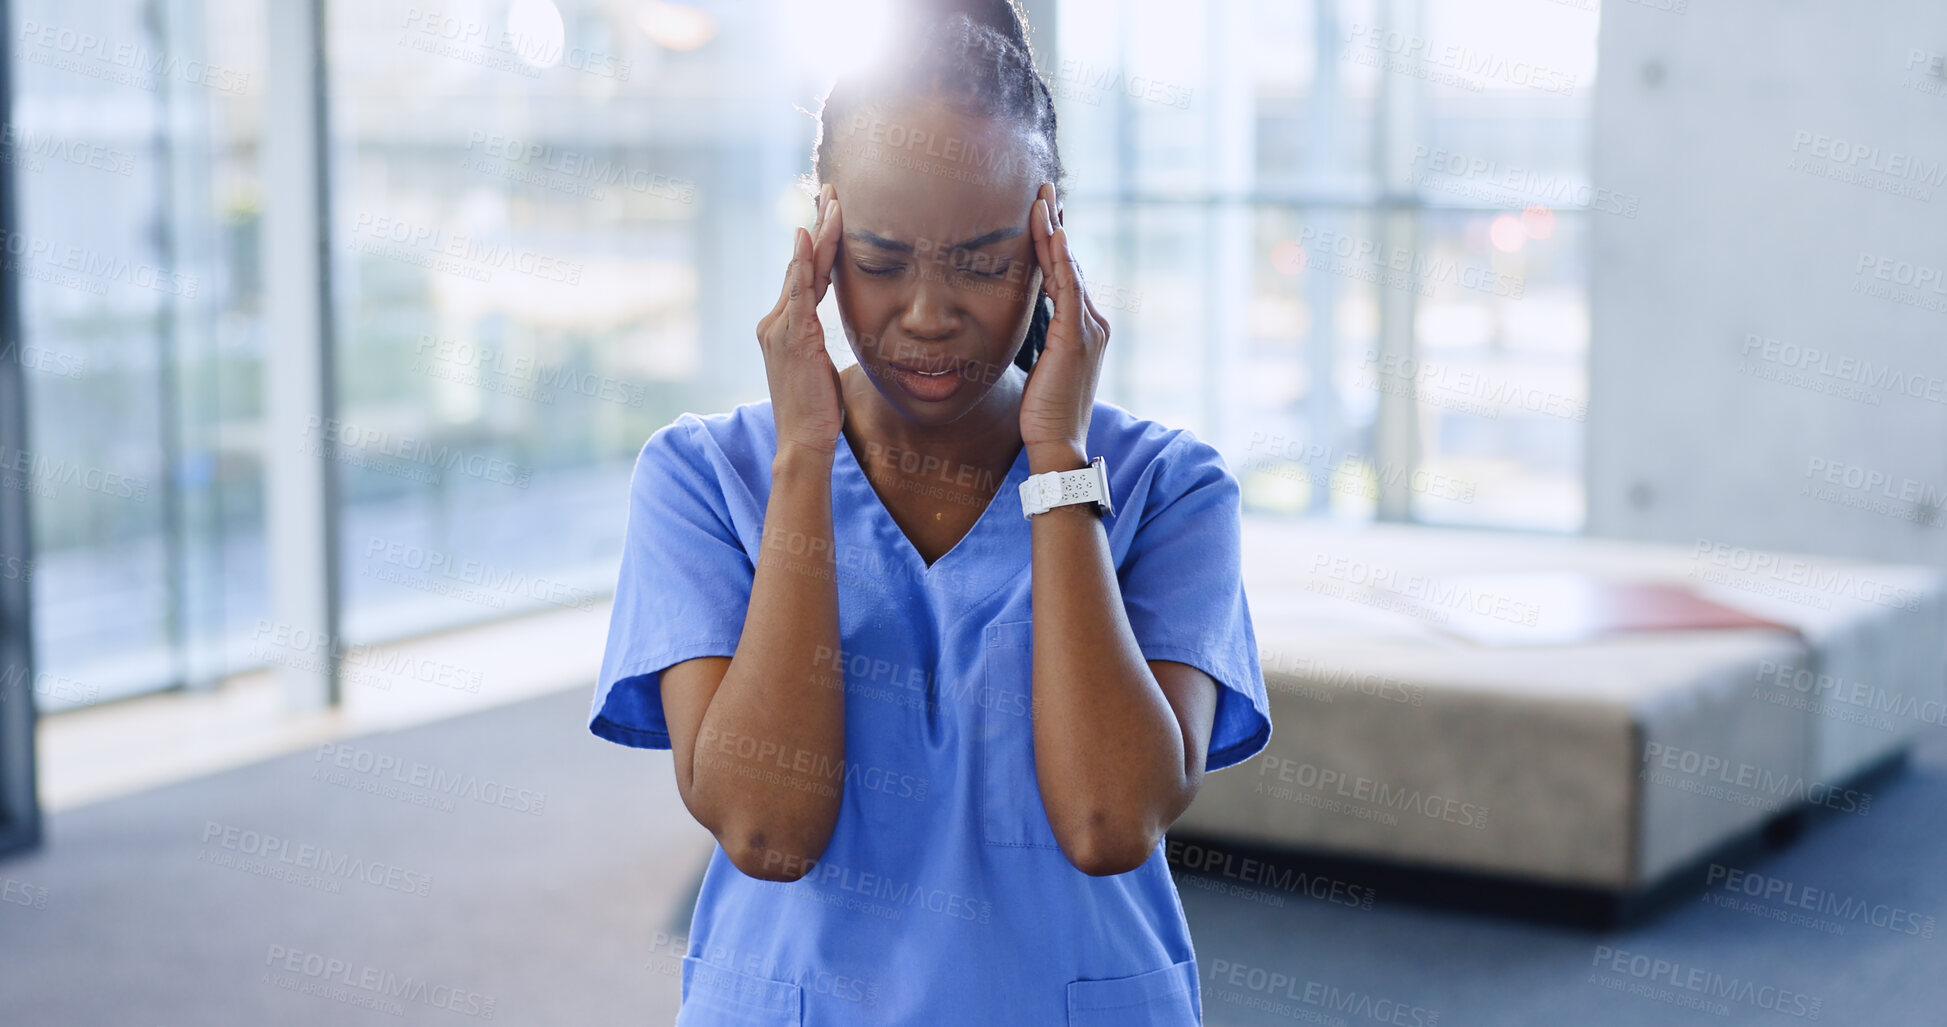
[1589,0,1947,565]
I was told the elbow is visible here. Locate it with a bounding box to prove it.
[718,822,830,883]
[1060,784,1201,877]
[1060,815,1165,877]
[685,780,837,883]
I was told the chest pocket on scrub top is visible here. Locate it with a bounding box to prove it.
[977,619,1062,849]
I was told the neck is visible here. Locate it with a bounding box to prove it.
[837,362,1025,482]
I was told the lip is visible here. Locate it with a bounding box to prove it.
[888,358,968,376]
[884,358,969,403]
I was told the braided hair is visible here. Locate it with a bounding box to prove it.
[811,0,1065,374]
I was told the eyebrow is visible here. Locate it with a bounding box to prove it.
[845,227,1024,253]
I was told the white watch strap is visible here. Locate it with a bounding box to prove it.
[1019,456,1112,517]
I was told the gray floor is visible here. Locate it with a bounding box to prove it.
[1,686,1942,1025]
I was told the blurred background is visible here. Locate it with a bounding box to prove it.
[11,0,1606,713]
[0,0,1943,1024]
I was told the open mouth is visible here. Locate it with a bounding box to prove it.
[885,359,971,402]
[889,360,966,377]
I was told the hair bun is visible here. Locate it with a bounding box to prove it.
[898,0,1036,61]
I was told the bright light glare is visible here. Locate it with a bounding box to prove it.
[507,0,565,70]
[1522,205,1557,240]
[1489,215,1526,253]
[638,2,717,52]
[1270,240,1308,275]
[784,0,894,82]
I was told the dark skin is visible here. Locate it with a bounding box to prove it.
[657,101,1218,880]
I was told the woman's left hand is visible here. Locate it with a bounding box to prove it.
[1020,182,1109,455]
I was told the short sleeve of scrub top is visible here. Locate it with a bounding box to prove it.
[1111,427,1271,771]
[590,415,755,750]
[590,400,1272,1027]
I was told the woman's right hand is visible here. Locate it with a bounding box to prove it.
[758,183,847,458]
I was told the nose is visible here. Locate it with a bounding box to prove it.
[898,269,961,342]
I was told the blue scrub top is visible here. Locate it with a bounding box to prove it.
[590,398,1271,1026]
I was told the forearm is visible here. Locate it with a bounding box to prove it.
[689,442,846,878]
[1025,442,1194,875]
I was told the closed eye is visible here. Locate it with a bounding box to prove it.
[958,262,1011,278]
[853,262,903,277]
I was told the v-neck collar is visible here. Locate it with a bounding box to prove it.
[835,435,1032,574]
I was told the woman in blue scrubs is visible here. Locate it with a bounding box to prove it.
[590,2,1271,1023]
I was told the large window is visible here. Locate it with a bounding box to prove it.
[10,0,266,707]
[323,0,817,645]
[1056,0,1596,532]
[13,0,1598,711]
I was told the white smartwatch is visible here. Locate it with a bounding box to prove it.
[1019,455,1113,518]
